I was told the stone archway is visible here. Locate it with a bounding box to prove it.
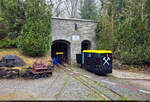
[51,40,71,64]
[81,40,91,52]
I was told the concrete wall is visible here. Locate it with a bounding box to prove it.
[51,17,98,64]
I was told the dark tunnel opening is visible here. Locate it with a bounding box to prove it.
[81,40,91,52]
[51,40,70,64]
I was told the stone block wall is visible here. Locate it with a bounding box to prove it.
[51,17,98,64]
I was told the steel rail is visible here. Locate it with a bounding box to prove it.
[58,64,127,100]
[59,65,109,100]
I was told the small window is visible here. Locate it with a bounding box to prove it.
[75,23,78,30]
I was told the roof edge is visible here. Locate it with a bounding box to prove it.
[51,17,98,23]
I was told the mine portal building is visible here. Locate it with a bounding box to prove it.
[50,17,98,64]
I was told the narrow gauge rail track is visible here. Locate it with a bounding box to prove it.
[38,66,62,99]
[58,64,127,100]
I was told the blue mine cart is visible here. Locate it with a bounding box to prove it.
[52,52,64,65]
[76,50,112,75]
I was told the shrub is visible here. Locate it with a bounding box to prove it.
[18,0,52,57]
[0,29,7,40]
[97,0,150,65]
[114,15,150,65]
[0,38,18,48]
[0,39,10,48]
[0,17,8,40]
[0,0,25,40]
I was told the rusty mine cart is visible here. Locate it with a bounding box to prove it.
[28,61,54,79]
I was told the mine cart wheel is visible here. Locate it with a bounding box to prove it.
[48,72,52,75]
[7,71,15,79]
[46,72,51,77]
[47,72,52,77]
[33,74,40,79]
[42,73,48,78]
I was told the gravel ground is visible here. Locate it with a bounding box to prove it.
[69,65,150,100]
[0,66,150,100]
[0,67,103,100]
[126,80,150,91]
[0,70,60,100]
[58,75,102,100]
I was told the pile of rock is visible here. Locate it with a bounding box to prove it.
[0,55,26,67]
[0,55,54,79]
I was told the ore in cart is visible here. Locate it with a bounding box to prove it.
[82,50,112,75]
[0,55,26,79]
[0,55,26,67]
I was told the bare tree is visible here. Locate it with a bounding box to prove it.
[47,0,100,18]
[64,0,79,18]
[47,0,66,17]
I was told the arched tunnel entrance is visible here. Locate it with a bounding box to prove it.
[81,40,91,52]
[51,40,70,64]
